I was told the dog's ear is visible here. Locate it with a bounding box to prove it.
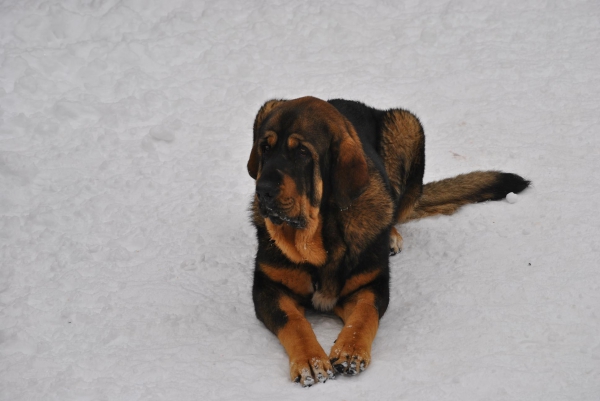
[331,121,370,209]
[247,99,286,179]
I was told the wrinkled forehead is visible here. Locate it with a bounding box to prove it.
[259,97,344,148]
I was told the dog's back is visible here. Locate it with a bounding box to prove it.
[330,99,529,225]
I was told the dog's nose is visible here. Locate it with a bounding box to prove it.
[256,180,279,204]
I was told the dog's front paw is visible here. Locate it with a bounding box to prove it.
[329,338,371,376]
[289,353,335,387]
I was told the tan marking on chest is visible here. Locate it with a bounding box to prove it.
[260,264,313,296]
[265,208,327,266]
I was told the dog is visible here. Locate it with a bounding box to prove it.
[247,96,529,386]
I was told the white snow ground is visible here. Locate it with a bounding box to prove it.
[1,1,599,400]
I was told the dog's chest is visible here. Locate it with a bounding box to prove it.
[265,219,327,266]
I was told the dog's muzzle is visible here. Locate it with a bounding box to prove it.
[256,180,305,229]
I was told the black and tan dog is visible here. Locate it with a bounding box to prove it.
[247,96,529,386]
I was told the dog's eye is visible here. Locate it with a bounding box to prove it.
[298,146,310,158]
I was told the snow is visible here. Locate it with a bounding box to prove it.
[506,192,518,204]
[1,1,599,400]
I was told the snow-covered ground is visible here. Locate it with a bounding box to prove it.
[1,1,599,400]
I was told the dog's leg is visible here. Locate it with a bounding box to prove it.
[275,296,335,386]
[329,289,380,375]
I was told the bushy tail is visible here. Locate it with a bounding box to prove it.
[406,171,530,221]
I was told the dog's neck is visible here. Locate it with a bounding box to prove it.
[265,211,327,266]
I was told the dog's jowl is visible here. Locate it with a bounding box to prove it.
[247,96,529,386]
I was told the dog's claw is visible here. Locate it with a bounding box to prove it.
[333,361,347,374]
[349,362,358,375]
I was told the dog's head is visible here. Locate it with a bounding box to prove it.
[247,96,369,229]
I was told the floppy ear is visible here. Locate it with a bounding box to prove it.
[247,99,286,179]
[331,122,370,209]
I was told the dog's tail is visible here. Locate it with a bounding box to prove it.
[405,171,530,221]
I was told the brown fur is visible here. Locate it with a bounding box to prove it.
[263,172,327,265]
[248,100,286,179]
[248,96,529,387]
[407,171,514,220]
[276,296,334,384]
[260,264,313,296]
[265,216,326,266]
[332,121,371,209]
[339,270,382,298]
[330,290,380,374]
[389,226,403,255]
